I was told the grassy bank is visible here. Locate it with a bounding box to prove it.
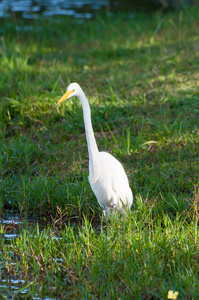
[0,6,199,299]
[1,212,199,299]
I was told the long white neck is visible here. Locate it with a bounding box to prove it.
[78,90,101,184]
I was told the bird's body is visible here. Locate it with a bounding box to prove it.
[90,151,133,215]
[57,83,133,216]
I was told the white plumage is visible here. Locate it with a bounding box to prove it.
[57,82,133,216]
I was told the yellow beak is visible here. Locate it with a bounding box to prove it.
[56,90,74,106]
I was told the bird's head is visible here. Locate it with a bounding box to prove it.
[56,82,81,106]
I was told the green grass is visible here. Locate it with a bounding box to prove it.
[1,208,199,299]
[0,6,199,299]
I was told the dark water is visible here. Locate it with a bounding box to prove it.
[0,0,191,19]
[0,0,109,19]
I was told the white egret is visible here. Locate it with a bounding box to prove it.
[56,83,133,217]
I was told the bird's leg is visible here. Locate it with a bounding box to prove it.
[102,209,110,222]
[111,204,120,211]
